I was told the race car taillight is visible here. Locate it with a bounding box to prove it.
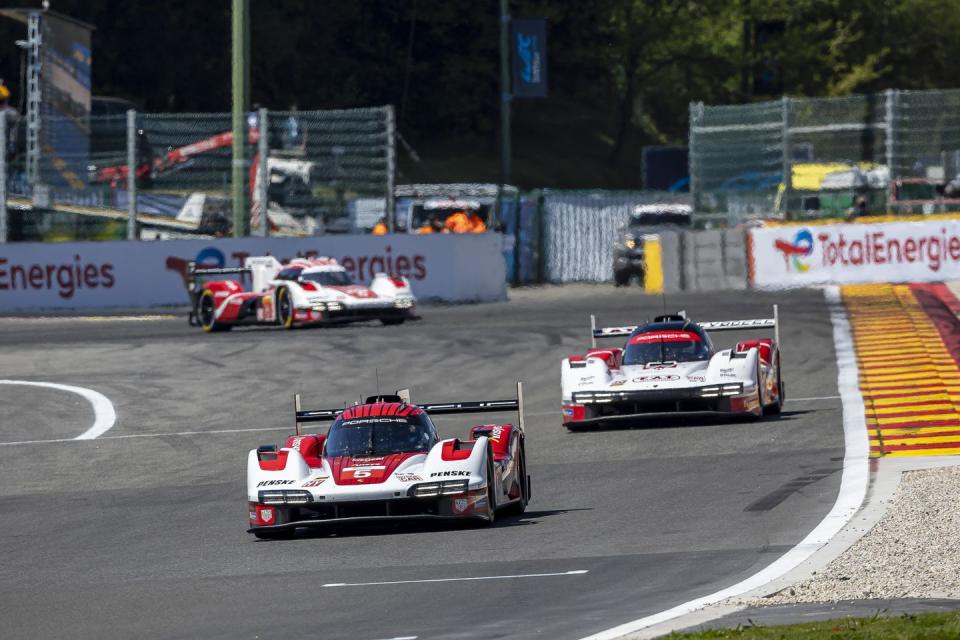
[440,480,469,495]
[258,490,312,505]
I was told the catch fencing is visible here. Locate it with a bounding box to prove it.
[0,106,395,242]
[690,88,960,221]
[541,190,689,282]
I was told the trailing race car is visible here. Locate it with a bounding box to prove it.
[561,308,784,429]
[187,256,416,331]
[247,383,530,539]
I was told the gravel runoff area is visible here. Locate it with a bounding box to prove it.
[743,466,960,604]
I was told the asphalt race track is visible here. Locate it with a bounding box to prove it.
[0,286,845,640]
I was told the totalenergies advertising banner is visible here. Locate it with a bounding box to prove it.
[0,233,506,310]
[749,219,960,288]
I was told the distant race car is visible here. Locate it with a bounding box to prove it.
[187,256,416,331]
[247,383,530,539]
[561,308,784,429]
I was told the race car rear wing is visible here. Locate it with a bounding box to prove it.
[590,305,779,347]
[293,381,525,435]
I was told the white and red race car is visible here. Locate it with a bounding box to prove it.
[247,384,530,539]
[561,309,784,429]
[187,256,416,331]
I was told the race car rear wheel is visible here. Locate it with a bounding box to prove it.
[277,287,294,329]
[381,317,405,326]
[198,289,230,332]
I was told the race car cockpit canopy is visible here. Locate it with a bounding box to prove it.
[326,408,439,457]
[622,321,714,366]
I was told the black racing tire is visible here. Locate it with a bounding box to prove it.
[502,440,529,516]
[277,287,294,329]
[381,317,405,326]
[765,356,784,415]
[253,528,295,540]
[198,289,230,332]
[479,447,496,526]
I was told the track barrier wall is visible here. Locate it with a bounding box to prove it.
[749,219,960,288]
[0,233,505,310]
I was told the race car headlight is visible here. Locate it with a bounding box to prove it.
[258,490,313,505]
[410,482,441,498]
[326,302,343,311]
[311,303,327,312]
[440,480,469,495]
[259,490,286,505]
[394,297,414,309]
[699,383,743,398]
[721,383,744,396]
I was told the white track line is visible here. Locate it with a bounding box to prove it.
[0,425,285,447]
[0,380,117,440]
[323,569,588,588]
[579,288,869,640]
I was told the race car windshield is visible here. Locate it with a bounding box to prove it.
[300,271,354,286]
[623,337,710,365]
[326,416,435,457]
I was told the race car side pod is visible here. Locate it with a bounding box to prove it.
[292,381,526,436]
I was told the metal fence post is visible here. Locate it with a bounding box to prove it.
[0,110,6,243]
[781,96,791,216]
[688,101,703,213]
[384,105,396,232]
[258,106,269,237]
[885,88,896,178]
[126,109,137,240]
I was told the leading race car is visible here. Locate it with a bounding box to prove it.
[247,383,530,539]
[187,256,416,331]
[561,308,784,429]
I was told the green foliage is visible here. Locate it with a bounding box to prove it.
[662,610,960,640]
[4,0,960,187]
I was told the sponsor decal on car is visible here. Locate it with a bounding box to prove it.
[430,471,471,477]
[258,507,274,524]
[302,477,328,487]
[644,362,678,369]
[395,473,423,482]
[632,375,680,382]
[453,498,469,514]
[579,376,595,383]
[486,425,505,443]
[609,379,627,387]
[258,479,294,487]
[562,407,574,416]
[687,375,706,382]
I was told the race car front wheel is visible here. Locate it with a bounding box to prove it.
[503,440,529,516]
[198,289,230,332]
[277,288,294,329]
[479,448,496,525]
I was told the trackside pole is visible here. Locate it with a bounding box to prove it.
[590,315,597,349]
[294,393,302,436]
[774,304,780,346]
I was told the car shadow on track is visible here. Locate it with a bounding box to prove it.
[263,508,589,541]
[564,409,813,433]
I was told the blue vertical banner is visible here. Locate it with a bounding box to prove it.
[511,18,548,98]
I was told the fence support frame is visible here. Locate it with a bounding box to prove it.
[384,105,396,233]
[781,96,792,216]
[0,110,6,243]
[257,106,269,237]
[126,109,137,240]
